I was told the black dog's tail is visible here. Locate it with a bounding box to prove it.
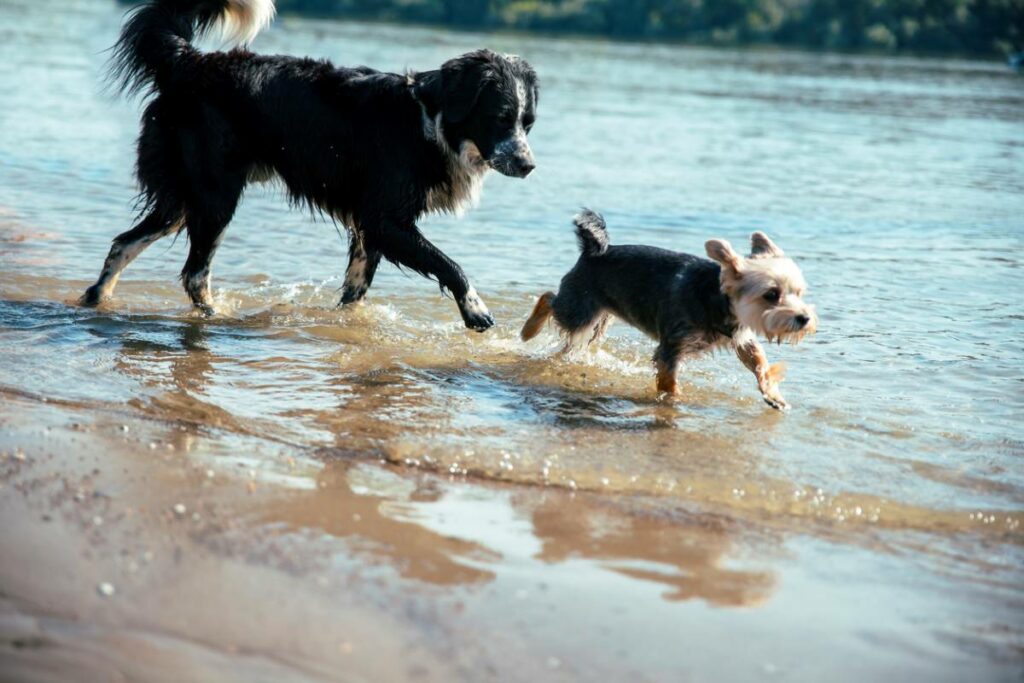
[110,0,275,97]
[573,208,609,257]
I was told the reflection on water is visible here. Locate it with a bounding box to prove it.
[258,460,776,605]
[262,463,500,586]
[529,496,775,606]
[1,0,1023,677]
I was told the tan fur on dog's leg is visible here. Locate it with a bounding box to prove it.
[521,292,555,341]
[734,334,788,410]
[655,353,680,396]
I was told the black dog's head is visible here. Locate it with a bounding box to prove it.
[416,50,538,178]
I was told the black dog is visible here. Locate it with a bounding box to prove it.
[521,210,817,409]
[81,0,538,331]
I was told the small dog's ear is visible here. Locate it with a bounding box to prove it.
[750,232,784,259]
[706,239,744,274]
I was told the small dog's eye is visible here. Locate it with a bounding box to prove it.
[763,288,781,303]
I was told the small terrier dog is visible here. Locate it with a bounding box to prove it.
[521,210,817,409]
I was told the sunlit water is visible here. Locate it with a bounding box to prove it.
[1,0,1022,678]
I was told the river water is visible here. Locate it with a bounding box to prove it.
[0,0,1022,680]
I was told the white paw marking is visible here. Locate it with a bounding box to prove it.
[460,287,489,316]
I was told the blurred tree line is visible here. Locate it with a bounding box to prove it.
[275,0,1023,56]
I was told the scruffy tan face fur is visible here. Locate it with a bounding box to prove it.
[705,232,817,343]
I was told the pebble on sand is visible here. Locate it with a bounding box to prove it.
[172,503,187,517]
[97,582,115,597]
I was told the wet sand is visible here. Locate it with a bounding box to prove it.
[2,387,1021,682]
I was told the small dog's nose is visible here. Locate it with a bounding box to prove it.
[795,314,810,328]
[519,160,536,177]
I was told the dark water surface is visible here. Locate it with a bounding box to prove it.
[1,0,1022,680]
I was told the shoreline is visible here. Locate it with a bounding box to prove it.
[259,10,1020,64]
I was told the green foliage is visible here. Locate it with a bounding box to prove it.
[275,0,1024,56]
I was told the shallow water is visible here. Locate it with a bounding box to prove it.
[1,0,1023,680]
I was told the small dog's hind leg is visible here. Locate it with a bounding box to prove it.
[339,233,382,306]
[588,313,612,346]
[560,313,606,356]
[80,210,182,306]
[733,331,788,410]
[520,292,555,340]
[549,288,604,355]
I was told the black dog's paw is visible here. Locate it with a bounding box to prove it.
[462,309,495,332]
[458,288,494,332]
[338,285,367,307]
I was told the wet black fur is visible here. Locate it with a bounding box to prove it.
[85,0,538,330]
[550,210,737,367]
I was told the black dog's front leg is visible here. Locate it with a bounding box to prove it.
[339,232,382,306]
[371,223,494,332]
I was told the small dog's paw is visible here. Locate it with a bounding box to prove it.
[79,286,103,308]
[194,303,216,317]
[655,380,680,397]
[762,391,789,411]
[459,288,493,333]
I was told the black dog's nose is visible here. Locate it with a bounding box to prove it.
[519,160,536,177]
[795,314,810,328]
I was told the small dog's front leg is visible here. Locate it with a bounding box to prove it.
[734,333,788,410]
[654,341,682,396]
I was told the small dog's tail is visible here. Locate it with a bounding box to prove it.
[521,292,555,341]
[110,0,275,97]
[573,209,609,257]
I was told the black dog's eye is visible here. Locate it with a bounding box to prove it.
[763,288,781,303]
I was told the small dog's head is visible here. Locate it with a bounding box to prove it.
[705,233,817,343]
[418,49,538,178]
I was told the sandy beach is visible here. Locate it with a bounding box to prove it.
[3,383,1021,682]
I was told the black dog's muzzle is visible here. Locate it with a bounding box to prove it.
[489,135,535,178]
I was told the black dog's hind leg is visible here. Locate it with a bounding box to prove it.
[180,184,243,316]
[371,224,494,331]
[80,207,183,306]
[339,232,382,306]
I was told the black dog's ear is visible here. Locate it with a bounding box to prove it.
[412,70,443,115]
[440,50,496,124]
[508,54,539,105]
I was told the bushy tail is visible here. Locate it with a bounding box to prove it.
[110,0,275,97]
[573,208,609,257]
